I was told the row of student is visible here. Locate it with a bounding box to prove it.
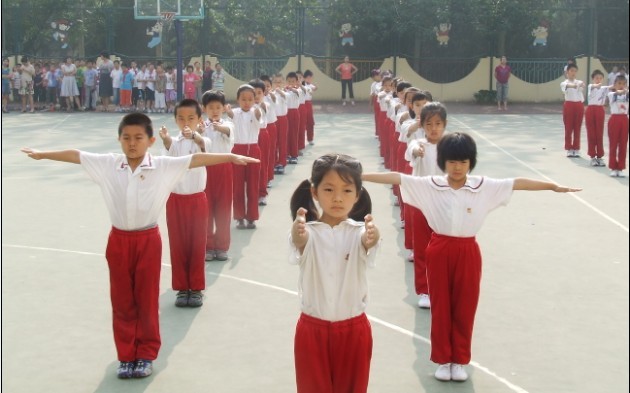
[562,63,629,177]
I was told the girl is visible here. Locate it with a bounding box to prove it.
[227,84,262,229]
[2,58,11,113]
[289,153,380,393]
[560,64,585,157]
[272,73,289,174]
[362,133,581,382]
[607,74,629,177]
[585,69,609,167]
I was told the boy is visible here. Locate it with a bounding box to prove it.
[303,70,317,145]
[285,72,301,164]
[201,90,235,261]
[272,73,288,174]
[607,74,629,177]
[560,63,585,158]
[159,99,211,308]
[21,113,258,379]
[585,70,609,166]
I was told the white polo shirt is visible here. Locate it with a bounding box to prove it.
[587,85,609,106]
[203,118,235,153]
[289,219,379,322]
[264,95,277,123]
[80,152,191,231]
[608,91,629,115]
[560,79,585,102]
[232,108,261,144]
[274,92,288,116]
[401,119,423,145]
[165,134,211,195]
[405,139,441,177]
[400,174,514,237]
[285,89,300,109]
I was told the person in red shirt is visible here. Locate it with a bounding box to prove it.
[494,56,511,111]
[335,56,358,106]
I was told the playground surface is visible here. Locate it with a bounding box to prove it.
[1,103,628,393]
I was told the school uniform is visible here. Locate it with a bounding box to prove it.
[298,87,308,151]
[203,118,235,253]
[560,79,585,151]
[585,84,609,159]
[231,107,262,221]
[80,152,192,362]
[264,94,278,181]
[289,219,379,393]
[257,104,270,199]
[400,174,514,365]
[286,88,301,159]
[387,98,400,171]
[165,134,211,292]
[377,92,391,165]
[274,91,289,168]
[607,90,629,171]
[304,83,316,143]
[370,81,382,136]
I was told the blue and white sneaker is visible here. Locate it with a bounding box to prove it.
[117,361,135,379]
[133,359,153,378]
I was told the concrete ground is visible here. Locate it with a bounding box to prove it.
[1,103,628,393]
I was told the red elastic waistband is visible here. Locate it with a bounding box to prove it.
[169,192,206,200]
[299,312,367,327]
[432,233,476,242]
[111,225,159,236]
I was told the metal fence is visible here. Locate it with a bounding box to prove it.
[311,58,385,82]
[219,57,291,81]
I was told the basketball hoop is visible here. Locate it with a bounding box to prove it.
[160,11,176,23]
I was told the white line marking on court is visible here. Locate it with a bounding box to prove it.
[451,116,629,233]
[48,115,71,133]
[3,242,531,393]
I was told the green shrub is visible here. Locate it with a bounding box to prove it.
[473,89,497,104]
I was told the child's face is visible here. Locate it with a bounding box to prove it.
[304,76,312,83]
[263,80,272,92]
[566,67,577,80]
[614,79,627,90]
[412,99,427,117]
[118,125,155,161]
[423,113,446,144]
[253,87,265,103]
[238,90,255,111]
[383,81,392,92]
[273,78,284,89]
[175,106,201,131]
[445,160,471,184]
[312,170,359,226]
[204,101,225,121]
[592,74,603,84]
[373,74,382,82]
[286,77,298,87]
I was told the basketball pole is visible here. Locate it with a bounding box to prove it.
[175,19,184,102]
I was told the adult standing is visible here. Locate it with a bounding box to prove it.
[19,56,35,113]
[98,51,114,110]
[608,66,618,86]
[202,60,213,93]
[211,63,225,92]
[494,56,511,111]
[335,56,358,106]
[60,56,82,111]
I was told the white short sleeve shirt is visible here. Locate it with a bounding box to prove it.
[165,134,211,194]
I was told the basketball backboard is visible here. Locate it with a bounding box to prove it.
[134,0,204,20]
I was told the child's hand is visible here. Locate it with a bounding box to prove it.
[231,154,260,166]
[293,207,308,239]
[182,126,193,139]
[159,126,169,140]
[197,120,205,133]
[413,144,425,158]
[21,147,42,160]
[254,107,262,120]
[362,214,380,249]
[553,185,582,193]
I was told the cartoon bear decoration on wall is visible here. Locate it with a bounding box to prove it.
[51,19,73,49]
[532,20,550,46]
[339,23,354,47]
[434,23,451,46]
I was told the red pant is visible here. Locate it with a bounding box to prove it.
[258,128,269,197]
[205,164,233,252]
[371,96,378,135]
[266,122,277,180]
[287,108,300,158]
[232,144,261,221]
[426,234,481,365]
[410,207,432,295]
[608,114,629,170]
[106,226,162,362]
[585,105,606,158]
[305,100,315,142]
[166,192,208,291]
[563,101,584,150]
[378,110,387,158]
[275,115,288,167]
[294,313,372,393]
[298,104,307,150]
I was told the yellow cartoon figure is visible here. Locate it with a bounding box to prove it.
[434,23,451,46]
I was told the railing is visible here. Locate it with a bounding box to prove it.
[508,59,566,84]
[404,57,480,84]
[597,57,629,74]
[219,57,291,81]
[310,57,386,82]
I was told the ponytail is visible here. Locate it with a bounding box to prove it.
[348,187,372,222]
[290,179,319,222]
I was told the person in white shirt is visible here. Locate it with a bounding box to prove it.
[362,132,581,383]
[607,66,618,86]
[606,75,629,177]
[111,60,122,111]
[144,63,156,113]
[20,113,258,380]
[369,69,382,136]
[289,153,380,393]
[303,69,317,145]
[159,99,212,308]
[585,69,610,167]
[560,63,585,157]
[200,91,235,261]
[272,74,289,173]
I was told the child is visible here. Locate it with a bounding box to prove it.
[201,90,235,261]
[606,74,629,177]
[362,132,581,382]
[369,69,382,137]
[272,73,289,174]
[2,58,11,113]
[227,84,262,229]
[83,61,98,111]
[585,69,609,166]
[560,63,585,157]
[249,78,270,206]
[184,65,200,100]
[154,64,167,113]
[159,99,212,308]
[165,65,176,113]
[211,62,225,92]
[260,75,278,185]
[285,72,301,164]
[289,153,380,393]
[303,69,317,145]
[119,63,134,112]
[296,71,308,153]
[21,113,257,380]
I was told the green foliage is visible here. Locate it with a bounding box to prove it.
[473,89,497,104]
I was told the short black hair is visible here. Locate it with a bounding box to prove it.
[566,63,578,71]
[248,78,266,91]
[437,132,477,173]
[118,112,153,137]
[174,98,202,118]
[286,72,298,80]
[303,69,313,78]
[591,69,604,79]
[202,90,226,106]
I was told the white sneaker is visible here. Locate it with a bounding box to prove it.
[617,170,626,177]
[566,150,573,157]
[342,100,347,106]
[417,294,431,309]
[573,150,580,157]
[597,158,606,167]
[258,197,267,206]
[610,170,619,177]
[434,363,451,381]
[590,157,598,166]
[451,363,468,381]
[407,252,414,262]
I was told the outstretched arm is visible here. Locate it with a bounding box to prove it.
[513,178,582,192]
[361,214,380,251]
[189,153,259,169]
[21,148,81,164]
[362,172,402,185]
[291,207,309,253]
